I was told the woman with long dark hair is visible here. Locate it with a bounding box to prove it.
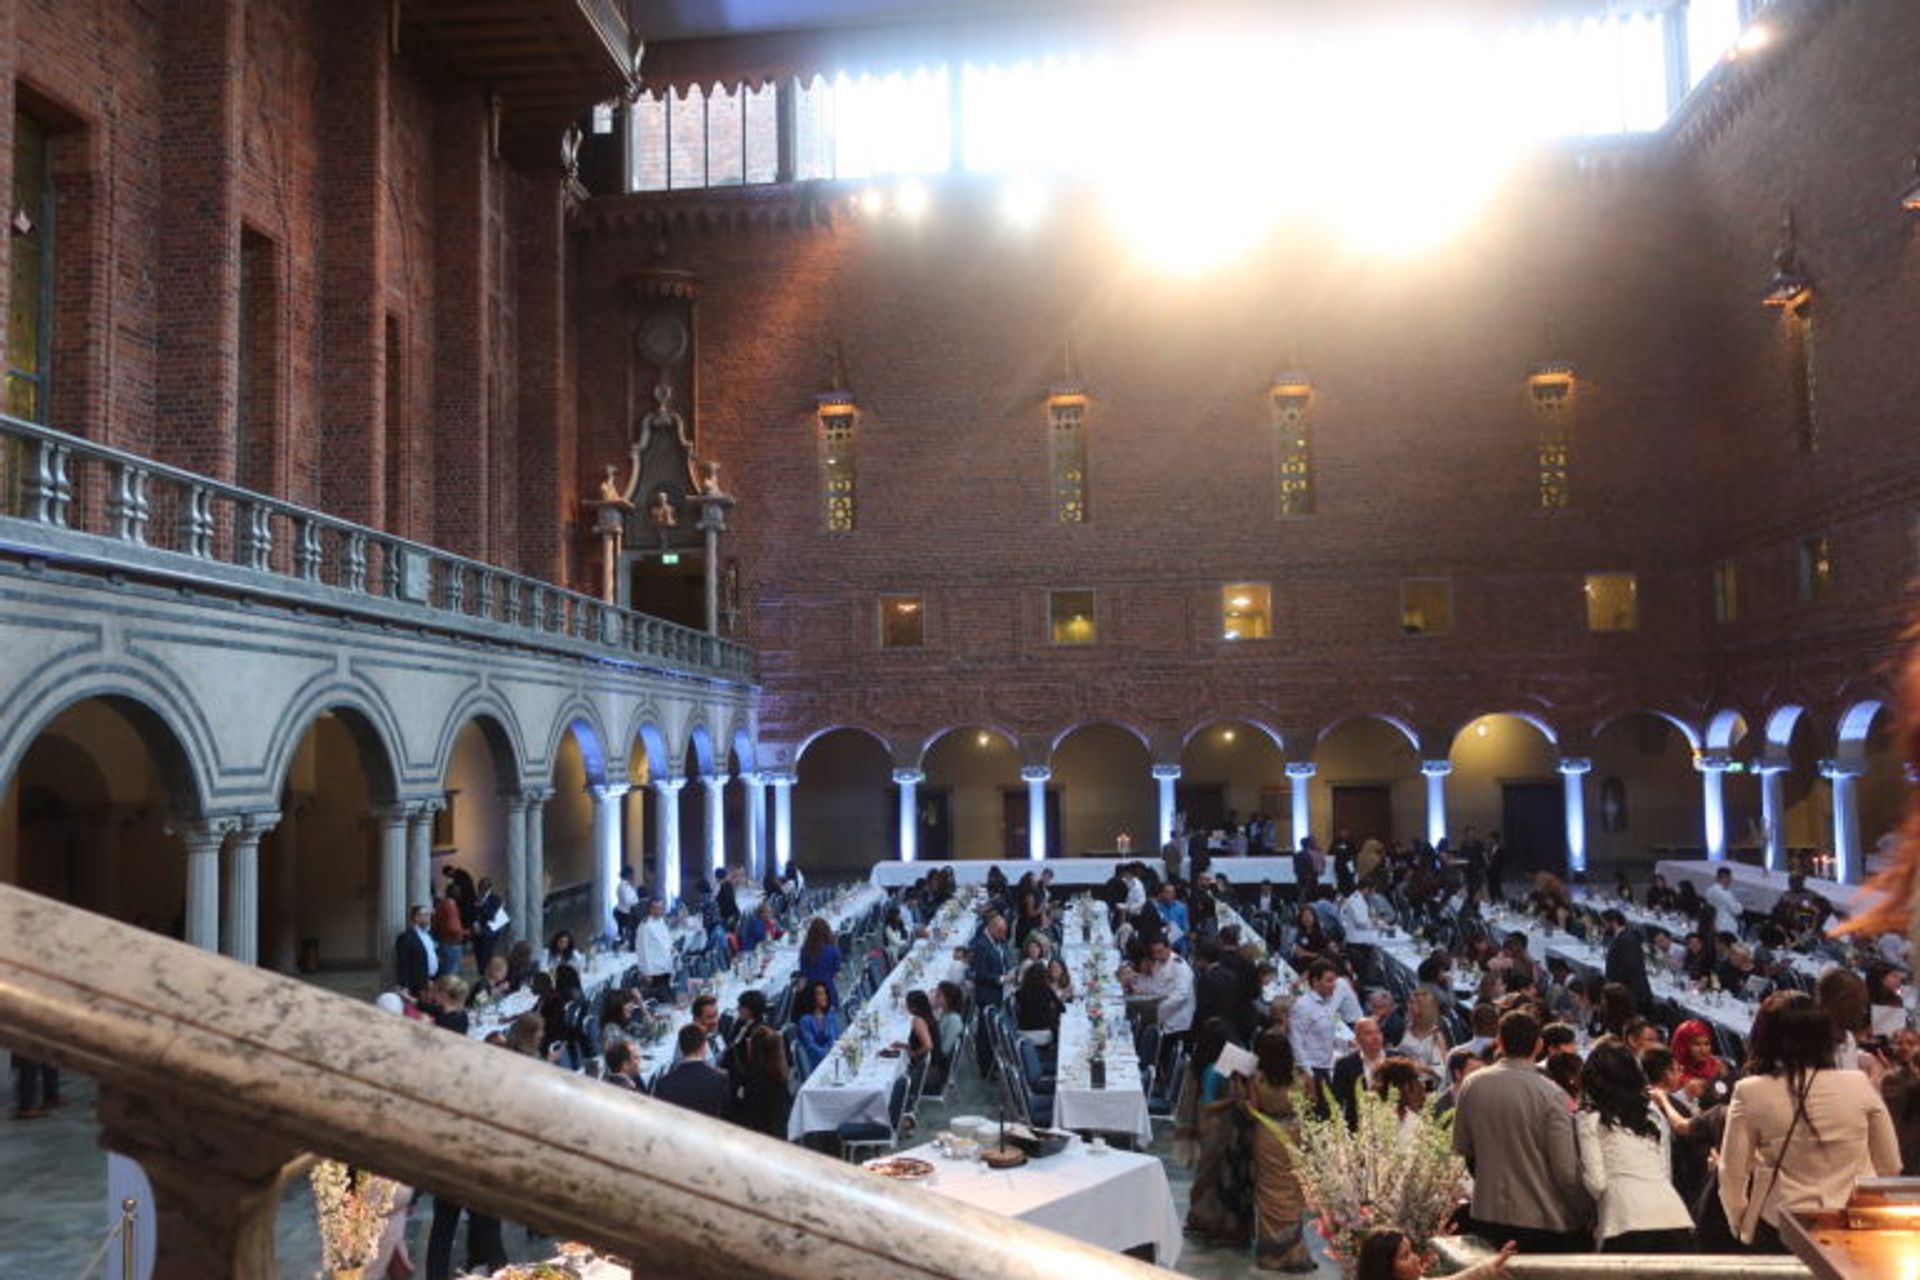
[797,917,841,999]
[1180,1017,1254,1246]
[794,980,840,1076]
[1577,1042,1694,1251]
[1013,961,1063,1047]
[1719,990,1899,1251]
[1247,1029,1311,1272]
[1354,1229,1515,1280]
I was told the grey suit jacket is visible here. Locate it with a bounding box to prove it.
[1452,1059,1592,1234]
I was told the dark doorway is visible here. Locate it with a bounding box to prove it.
[1002,788,1062,860]
[629,554,705,630]
[1501,782,1567,876]
[913,788,953,861]
[1175,783,1227,835]
[1331,785,1393,847]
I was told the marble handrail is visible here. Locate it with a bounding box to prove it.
[0,883,1177,1280]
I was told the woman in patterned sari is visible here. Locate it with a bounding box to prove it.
[1183,1017,1255,1246]
[1248,1027,1314,1271]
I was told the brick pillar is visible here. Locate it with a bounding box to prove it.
[433,90,492,560]
[156,0,244,478]
[517,174,574,583]
[318,0,390,527]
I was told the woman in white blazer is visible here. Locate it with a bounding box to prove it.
[1577,1042,1695,1251]
[1719,991,1900,1251]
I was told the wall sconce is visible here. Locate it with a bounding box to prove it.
[1526,361,1577,405]
[1901,152,1920,213]
[1048,336,1087,408]
[1764,206,1813,310]
[1270,370,1313,404]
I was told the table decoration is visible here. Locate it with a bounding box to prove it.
[309,1158,402,1280]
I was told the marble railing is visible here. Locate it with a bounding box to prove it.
[0,414,753,682]
[1434,1236,1810,1280]
[0,883,1175,1280]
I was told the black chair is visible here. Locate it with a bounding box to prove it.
[838,1072,912,1162]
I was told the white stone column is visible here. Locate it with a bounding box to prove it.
[1756,762,1789,873]
[1820,759,1865,884]
[1286,762,1315,851]
[168,817,238,953]
[374,805,410,973]
[1697,752,1732,862]
[893,769,924,862]
[267,797,309,973]
[501,792,529,944]
[651,775,687,905]
[407,800,441,912]
[1152,764,1181,849]
[522,788,552,948]
[1022,766,1051,861]
[590,782,631,942]
[702,774,727,876]
[1559,757,1591,877]
[768,770,795,876]
[221,813,278,967]
[743,772,768,881]
[1421,760,1452,849]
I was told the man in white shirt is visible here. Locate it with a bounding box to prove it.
[636,897,676,999]
[1706,867,1745,939]
[1290,959,1345,1105]
[1122,867,1148,918]
[614,864,641,950]
[1338,889,1374,934]
[1126,938,1194,1041]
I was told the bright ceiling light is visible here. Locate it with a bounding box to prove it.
[1000,179,1049,230]
[976,731,991,748]
[894,180,930,220]
[1735,23,1771,54]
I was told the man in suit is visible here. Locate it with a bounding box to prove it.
[1330,828,1359,895]
[970,913,1011,1072]
[1452,1010,1593,1252]
[653,1024,732,1118]
[603,1041,643,1091]
[395,903,436,997]
[1601,908,1656,1019]
[1191,940,1244,1041]
[1329,1016,1389,1129]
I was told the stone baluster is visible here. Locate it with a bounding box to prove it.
[344,530,369,592]
[108,460,151,545]
[179,484,215,558]
[293,517,323,581]
[23,436,72,527]
[238,501,273,571]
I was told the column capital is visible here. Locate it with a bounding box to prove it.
[892,768,927,786]
[166,815,241,850]
[370,802,413,828]
[1285,762,1317,779]
[519,786,556,807]
[590,782,634,801]
[406,796,445,818]
[763,769,797,788]
[1753,760,1791,777]
[650,774,688,795]
[1818,758,1865,781]
[1420,759,1454,778]
[739,770,766,788]
[699,774,728,792]
[1020,766,1052,784]
[1557,757,1593,776]
[1150,764,1182,782]
[236,811,281,840]
[1694,752,1734,773]
[501,790,532,814]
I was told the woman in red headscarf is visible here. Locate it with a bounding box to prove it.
[1671,1019,1725,1085]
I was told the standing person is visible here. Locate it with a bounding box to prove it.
[1706,867,1745,941]
[798,917,842,1001]
[1330,829,1359,896]
[1600,909,1654,1020]
[1577,1042,1695,1251]
[613,864,641,949]
[1452,1010,1593,1252]
[1459,827,1487,902]
[396,903,438,997]
[969,913,1010,1073]
[1293,837,1321,905]
[470,876,505,973]
[1247,1029,1314,1272]
[635,897,675,1000]
[1484,831,1506,905]
[732,1022,792,1138]
[1289,960,1346,1108]
[430,890,468,977]
[1180,1018,1255,1246]
[652,1024,733,1119]
[1719,990,1901,1251]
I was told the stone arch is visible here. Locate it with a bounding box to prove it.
[914,722,1017,768]
[1178,716,1286,753]
[429,695,528,795]
[1837,698,1890,755]
[1448,710,1559,750]
[543,699,611,787]
[797,723,894,765]
[1706,708,1753,752]
[684,722,717,779]
[1048,717,1152,756]
[0,678,210,821]
[1592,708,1702,754]
[729,723,758,774]
[1763,703,1811,756]
[265,683,405,807]
[1315,713,1422,754]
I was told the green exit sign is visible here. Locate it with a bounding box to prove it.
[661,554,680,566]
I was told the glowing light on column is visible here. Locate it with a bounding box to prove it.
[1559,757,1591,875]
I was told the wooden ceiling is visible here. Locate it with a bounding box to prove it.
[400,0,641,166]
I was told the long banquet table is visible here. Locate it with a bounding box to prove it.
[787,890,977,1139]
[1053,899,1151,1146]
[1654,858,1871,916]
[869,855,1300,890]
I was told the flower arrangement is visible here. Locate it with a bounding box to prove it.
[309,1159,401,1275]
[1265,1087,1466,1274]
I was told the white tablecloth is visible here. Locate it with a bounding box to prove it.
[789,892,978,1138]
[1654,859,1870,916]
[1053,900,1151,1145]
[897,1137,1183,1265]
[870,855,1300,889]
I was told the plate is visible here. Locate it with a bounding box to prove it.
[864,1155,936,1182]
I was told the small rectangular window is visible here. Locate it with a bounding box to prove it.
[1222,583,1272,641]
[1711,560,1740,625]
[1048,395,1088,523]
[1400,579,1452,636]
[631,91,669,191]
[1798,536,1832,604]
[7,110,53,423]
[820,406,856,532]
[1049,589,1096,644]
[880,595,923,648]
[1584,573,1637,631]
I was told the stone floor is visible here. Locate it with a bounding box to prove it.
[2,1031,1336,1279]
